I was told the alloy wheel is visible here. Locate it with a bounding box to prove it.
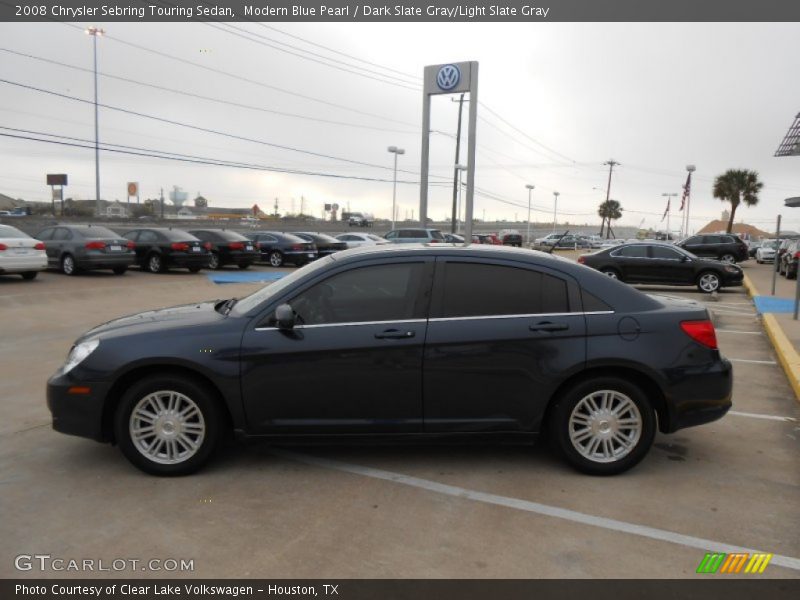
[568,390,642,464]
[269,251,283,267]
[128,390,206,465]
[208,252,220,270]
[61,255,75,275]
[720,254,736,264]
[698,273,720,292]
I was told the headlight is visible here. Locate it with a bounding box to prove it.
[724,265,741,273]
[62,339,99,375]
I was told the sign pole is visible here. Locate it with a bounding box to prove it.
[463,63,478,244]
[772,215,781,296]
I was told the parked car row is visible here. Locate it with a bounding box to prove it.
[776,239,800,279]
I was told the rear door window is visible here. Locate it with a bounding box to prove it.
[137,230,158,243]
[52,228,72,241]
[650,246,683,260]
[437,262,570,318]
[613,245,648,258]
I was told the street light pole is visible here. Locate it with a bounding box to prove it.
[387,146,405,230]
[86,27,104,218]
[525,184,534,247]
[552,191,560,233]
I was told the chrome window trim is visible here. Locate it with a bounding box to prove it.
[255,318,428,332]
[429,311,613,322]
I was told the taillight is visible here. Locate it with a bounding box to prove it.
[126,241,135,250]
[429,239,440,243]
[229,242,245,250]
[794,252,800,259]
[34,242,45,250]
[85,241,105,249]
[171,242,189,251]
[0,243,6,251]
[203,242,212,250]
[577,256,586,264]
[291,244,304,251]
[680,320,718,350]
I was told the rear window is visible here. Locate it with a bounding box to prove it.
[613,245,648,258]
[72,226,119,238]
[439,262,570,317]
[0,225,28,239]
[430,230,444,240]
[161,229,199,241]
[193,229,246,241]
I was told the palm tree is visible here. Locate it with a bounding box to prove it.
[598,199,623,238]
[712,169,764,234]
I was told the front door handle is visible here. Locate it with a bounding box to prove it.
[375,329,415,339]
[529,321,569,332]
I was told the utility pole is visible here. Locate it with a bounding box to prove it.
[552,191,560,233]
[451,94,465,234]
[525,184,534,247]
[274,197,278,217]
[388,146,405,230]
[159,187,164,220]
[300,195,305,216]
[602,159,620,238]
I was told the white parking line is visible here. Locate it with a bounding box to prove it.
[273,449,800,572]
[709,309,758,317]
[728,358,778,365]
[729,410,797,423]
[716,329,762,335]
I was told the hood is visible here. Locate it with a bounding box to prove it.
[80,301,226,341]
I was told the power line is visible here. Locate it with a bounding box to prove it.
[0,78,435,177]
[57,22,419,128]
[0,47,419,135]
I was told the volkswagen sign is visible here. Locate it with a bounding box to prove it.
[436,64,461,91]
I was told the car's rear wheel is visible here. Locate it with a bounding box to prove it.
[268,251,284,267]
[208,252,220,270]
[549,377,655,475]
[114,375,222,476]
[60,254,78,276]
[146,253,164,273]
[697,271,721,293]
[720,253,736,264]
[600,268,621,280]
[112,266,127,275]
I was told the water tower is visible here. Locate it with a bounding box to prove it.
[169,186,189,208]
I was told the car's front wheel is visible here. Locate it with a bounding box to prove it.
[600,268,621,280]
[146,253,165,273]
[719,253,736,264]
[114,375,222,476]
[549,377,656,475]
[208,252,220,270]
[696,271,721,293]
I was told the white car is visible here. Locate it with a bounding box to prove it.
[534,233,563,245]
[756,240,778,264]
[335,232,390,249]
[0,224,47,280]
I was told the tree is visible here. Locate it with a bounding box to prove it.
[712,169,763,234]
[598,199,623,238]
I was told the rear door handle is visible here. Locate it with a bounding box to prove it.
[529,322,569,332]
[375,329,415,339]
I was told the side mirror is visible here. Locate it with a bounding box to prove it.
[681,255,690,262]
[275,304,295,330]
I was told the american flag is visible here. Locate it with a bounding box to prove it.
[661,197,670,222]
[679,172,692,211]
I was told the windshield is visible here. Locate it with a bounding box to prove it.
[230,256,334,316]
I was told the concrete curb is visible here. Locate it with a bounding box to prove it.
[743,273,800,403]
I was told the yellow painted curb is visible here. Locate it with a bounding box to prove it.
[742,273,800,403]
[762,314,800,403]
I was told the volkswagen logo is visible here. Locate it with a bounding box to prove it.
[436,64,461,91]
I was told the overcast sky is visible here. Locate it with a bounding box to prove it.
[1,21,799,232]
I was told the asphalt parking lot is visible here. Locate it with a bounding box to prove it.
[1,259,799,579]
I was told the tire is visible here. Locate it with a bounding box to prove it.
[696,271,721,293]
[238,263,251,270]
[188,266,202,273]
[208,252,220,270]
[720,253,736,264]
[114,374,222,476]
[146,253,164,273]
[112,267,127,275]
[548,377,656,475]
[600,268,621,280]
[60,254,78,276]
[21,271,37,280]
[268,251,284,268]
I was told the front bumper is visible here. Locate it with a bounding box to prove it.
[47,370,111,442]
[663,356,733,433]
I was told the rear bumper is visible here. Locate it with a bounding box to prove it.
[47,370,110,443]
[166,253,210,268]
[0,254,47,273]
[77,253,136,270]
[662,356,733,433]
